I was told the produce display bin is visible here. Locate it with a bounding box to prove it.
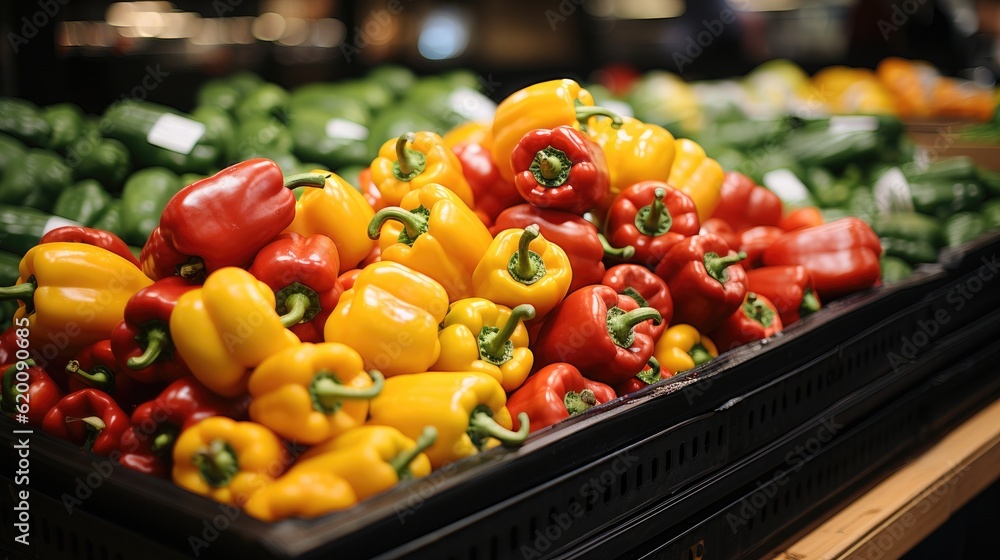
[3,232,999,560]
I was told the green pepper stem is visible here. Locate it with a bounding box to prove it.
[481,304,535,360]
[388,426,438,479]
[599,234,635,259]
[178,260,204,279]
[564,389,598,416]
[575,105,624,129]
[607,307,662,348]
[65,360,111,389]
[396,132,417,176]
[278,293,311,328]
[194,439,238,488]
[151,429,177,454]
[64,415,106,431]
[368,207,427,241]
[636,187,673,237]
[127,326,169,370]
[312,370,384,402]
[517,225,540,279]
[704,251,747,284]
[689,343,713,366]
[0,281,35,301]
[538,154,563,181]
[283,172,330,189]
[469,411,530,446]
[637,356,662,385]
[800,289,821,316]
[743,292,775,327]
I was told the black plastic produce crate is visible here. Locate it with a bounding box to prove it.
[2,233,999,560]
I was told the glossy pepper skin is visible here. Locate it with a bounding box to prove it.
[42,388,129,456]
[453,142,520,227]
[243,469,357,522]
[511,126,610,215]
[444,121,492,150]
[711,172,783,232]
[587,116,676,203]
[762,218,882,300]
[325,262,448,378]
[1,360,63,427]
[532,285,662,385]
[668,139,725,222]
[746,265,822,325]
[371,132,475,208]
[602,264,673,340]
[247,232,344,343]
[170,267,301,398]
[110,276,198,384]
[367,371,529,469]
[654,234,749,332]
[285,171,377,273]
[709,292,784,352]
[506,362,616,433]
[779,206,824,232]
[369,183,493,301]
[739,226,786,269]
[472,226,573,320]
[605,181,701,269]
[654,324,718,375]
[66,340,161,412]
[433,299,536,393]
[39,226,139,267]
[248,342,383,445]
[700,218,740,252]
[172,416,288,506]
[0,326,16,366]
[614,357,670,397]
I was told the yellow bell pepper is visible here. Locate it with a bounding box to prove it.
[284,170,376,273]
[172,416,288,507]
[443,121,493,150]
[654,324,719,375]
[170,267,300,397]
[243,470,357,522]
[324,261,448,377]
[0,243,152,363]
[367,371,529,469]
[667,138,725,222]
[587,116,676,200]
[472,226,572,320]
[371,131,475,208]
[368,183,493,301]
[433,299,535,393]
[247,342,384,445]
[291,425,436,499]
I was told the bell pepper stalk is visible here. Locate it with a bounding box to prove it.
[491,204,633,293]
[243,469,358,522]
[371,131,475,208]
[710,172,783,232]
[762,218,882,300]
[1,360,63,427]
[41,388,129,456]
[169,267,301,398]
[66,340,161,412]
[118,425,176,477]
[324,261,449,378]
[746,265,822,324]
[532,284,663,385]
[779,206,824,232]
[605,182,701,269]
[368,371,529,469]
[140,158,327,281]
[453,142,521,227]
[709,292,785,352]
[506,362,617,433]
[654,234,749,332]
[247,232,344,344]
[172,416,288,506]
[654,324,719,375]
[247,342,384,446]
[668,138,725,222]
[699,218,740,252]
[586,116,676,207]
[40,225,139,267]
[110,276,199,384]
[368,183,493,301]
[511,126,611,215]
[433,299,536,392]
[601,264,674,340]
[739,226,786,269]
[614,357,670,397]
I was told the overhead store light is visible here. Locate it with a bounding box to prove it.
[418,7,471,60]
[725,0,804,12]
[585,0,686,20]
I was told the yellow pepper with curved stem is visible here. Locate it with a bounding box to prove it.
[172,416,288,506]
[368,183,493,301]
[587,116,676,200]
[433,299,535,392]
[367,371,529,469]
[654,324,719,375]
[243,470,357,522]
[371,131,475,208]
[667,138,725,222]
[324,261,448,377]
[247,342,384,446]
[170,267,300,398]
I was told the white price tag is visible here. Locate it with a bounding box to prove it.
[448,87,497,123]
[828,116,879,134]
[42,216,81,234]
[763,168,811,205]
[873,167,915,214]
[146,113,206,155]
[325,118,369,141]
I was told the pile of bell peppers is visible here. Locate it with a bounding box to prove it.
[0,77,885,525]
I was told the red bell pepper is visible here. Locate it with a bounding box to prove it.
[746,265,822,325]
[605,182,701,269]
[762,218,881,300]
[532,285,662,385]
[40,226,139,267]
[356,167,385,212]
[66,341,161,413]
[709,292,784,352]
[654,234,749,332]
[739,226,785,269]
[139,159,327,280]
[0,326,17,365]
[699,218,739,251]
[779,206,824,232]
[337,268,362,291]
[110,276,198,384]
[711,172,782,231]
[247,232,344,343]
[454,142,522,227]
[42,388,129,456]
[1,360,63,427]
[601,264,673,340]
[511,126,610,215]
[491,204,633,293]
[506,362,617,432]
[613,356,669,397]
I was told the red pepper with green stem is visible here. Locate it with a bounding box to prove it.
[654,234,748,332]
[110,276,198,384]
[532,284,662,385]
[613,356,669,397]
[1,360,63,426]
[40,226,139,267]
[66,340,161,412]
[42,388,130,456]
[746,265,822,324]
[511,126,610,215]
[453,142,521,227]
[710,172,782,232]
[605,182,701,269]
[709,292,784,352]
[248,232,344,343]
[601,264,673,340]
[505,362,617,433]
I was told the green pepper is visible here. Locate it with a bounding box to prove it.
[404,78,464,130]
[0,205,71,255]
[0,133,27,181]
[289,108,370,169]
[942,212,987,247]
[193,105,238,165]
[42,103,84,154]
[120,167,183,246]
[226,71,264,98]
[52,179,112,227]
[901,156,979,183]
[197,79,242,114]
[0,251,20,285]
[235,117,293,160]
[101,101,222,174]
[871,212,943,246]
[234,83,289,123]
[366,65,417,98]
[907,180,984,219]
[880,255,913,284]
[365,105,442,157]
[332,79,394,113]
[0,149,72,211]
[90,200,124,237]
[983,199,1000,230]
[0,97,51,147]
[880,237,939,264]
[67,133,131,192]
[981,170,1000,197]
[847,186,878,224]
[804,166,854,208]
[288,85,370,122]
